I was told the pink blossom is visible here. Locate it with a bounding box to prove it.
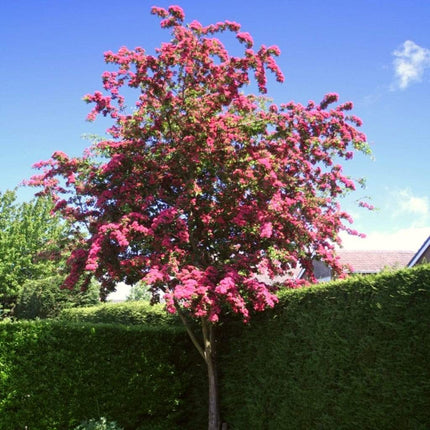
[189,20,202,32]
[236,32,254,48]
[260,222,273,238]
[258,157,272,169]
[168,5,185,20]
[150,6,168,18]
[225,20,241,32]
[359,201,375,210]
[215,276,235,294]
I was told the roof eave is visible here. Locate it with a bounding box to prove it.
[408,235,430,267]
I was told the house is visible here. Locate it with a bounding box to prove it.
[408,235,430,267]
[308,250,416,282]
[300,235,430,282]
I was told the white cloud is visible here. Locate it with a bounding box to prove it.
[339,189,430,251]
[392,40,430,89]
[397,189,429,217]
[340,226,430,251]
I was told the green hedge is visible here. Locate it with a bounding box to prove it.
[219,265,430,429]
[1,265,429,429]
[0,321,206,430]
[59,301,180,326]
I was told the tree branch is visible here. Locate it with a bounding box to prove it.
[174,301,205,361]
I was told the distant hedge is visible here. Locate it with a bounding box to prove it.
[1,265,429,429]
[219,264,430,429]
[59,301,180,326]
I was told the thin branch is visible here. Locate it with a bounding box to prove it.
[174,301,205,361]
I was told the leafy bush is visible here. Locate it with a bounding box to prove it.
[14,275,100,320]
[73,417,123,430]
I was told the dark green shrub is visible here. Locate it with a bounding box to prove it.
[14,275,100,320]
[73,417,123,430]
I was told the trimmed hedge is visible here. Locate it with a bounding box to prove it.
[219,265,430,429]
[0,321,206,430]
[1,265,429,429]
[58,301,180,326]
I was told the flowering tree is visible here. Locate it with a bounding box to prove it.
[29,6,369,429]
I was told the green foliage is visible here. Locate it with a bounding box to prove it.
[59,301,180,326]
[73,417,123,430]
[0,265,428,428]
[219,264,430,429]
[0,320,206,430]
[14,275,100,320]
[0,190,71,315]
[126,281,152,302]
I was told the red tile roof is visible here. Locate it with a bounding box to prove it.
[337,250,415,274]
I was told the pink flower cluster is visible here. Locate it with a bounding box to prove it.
[28,5,369,324]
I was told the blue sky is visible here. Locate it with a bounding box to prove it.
[1,0,429,251]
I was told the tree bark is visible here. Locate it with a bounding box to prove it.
[175,303,222,430]
[202,319,221,430]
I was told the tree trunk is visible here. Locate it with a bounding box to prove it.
[203,319,221,430]
[175,304,222,429]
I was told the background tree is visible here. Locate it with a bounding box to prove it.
[126,281,152,302]
[29,6,369,429]
[14,275,100,320]
[0,190,75,316]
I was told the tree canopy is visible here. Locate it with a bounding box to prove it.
[0,190,72,314]
[30,7,369,319]
[29,6,370,428]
